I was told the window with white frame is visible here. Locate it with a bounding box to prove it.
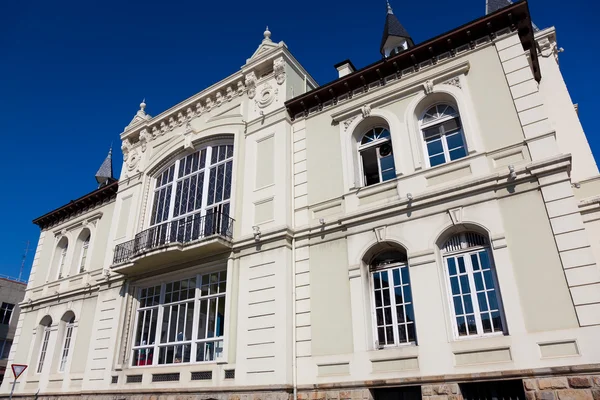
[149,143,233,242]
[359,127,396,186]
[59,316,75,372]
[131,271,227,367]
[78,233,90,273]
[37,322,52,374]
[57,240,68,279]
[370,251,416,347]
[442,232,506,338]
[0,303,14,325]
[421,104,467,167]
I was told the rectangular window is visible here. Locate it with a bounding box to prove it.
[131,271,227,367]
[37,328,51,374]
[445,249,504,337]
[59,323,74,372]
[0,303,14,325]
[372,264,416,347]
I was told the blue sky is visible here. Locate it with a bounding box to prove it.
[0,0,598,279]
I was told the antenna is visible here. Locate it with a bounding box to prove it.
[18,241,30,282]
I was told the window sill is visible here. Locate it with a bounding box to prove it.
[368,343,419,362]
[354,179,398,199]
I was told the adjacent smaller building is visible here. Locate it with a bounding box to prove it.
[0,277,26,385]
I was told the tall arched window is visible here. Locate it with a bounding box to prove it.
[78,232,90,273]
[149,143,233,243]
[358,127,396,186]
[59,313,75,372]
[36,317,52,374]
[441,232,505,338]
[56,239,68,280]
[421,104,467,167]
[369,249,416,347]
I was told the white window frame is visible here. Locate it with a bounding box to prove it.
[130,270,228,367]
[78,234,90,273]
[59,319,75,372]
[369,261,416,348]
[36,326,52,374]
[149,142,234,231]
[0,302,14,325]
[420,103,467,168]
[442,233,507,339]
[57,243,68,280]
[357,127,395,187]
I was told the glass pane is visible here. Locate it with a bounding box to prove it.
[385,326,394,345]
[450,277,460,294]
[394,286,403,305]
[216,296,226,337]
[376,309,384,325]
[426,139,444,156]
[384,307,392,325]
[396,304,405,323]
[429,154,446,167]
[402,285,412,303]
[447,258,457,276]
[474,272,484,291]
[477,292,489,312]
[457,317,467,336]
[380,155,396,182]
[401,266,409,284]
[422,126,440,139]
[463,295,474,314]
[484,270,495,290]
[492,311,503,331]
[457,257,466,273]
[453,297,463,315]
[449,147,467,161]
[445,131,464,150]
[392,269,401,286]
[377,327,385,345]
[481,313,492,333]
[466,314,477,334]
[407,323,416,342]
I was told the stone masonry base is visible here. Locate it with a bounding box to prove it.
[3,374,600,400]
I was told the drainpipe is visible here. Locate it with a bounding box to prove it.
[291,120,298,400]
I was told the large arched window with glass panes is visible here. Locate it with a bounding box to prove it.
[358,127,396,186]
[420,104,467,167]
[149,143,234,245]
[441,232,506,338]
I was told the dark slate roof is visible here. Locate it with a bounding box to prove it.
[95,147,114,186]
[33,180,119,229]
[486,0,513,14]
[380,8,414,55]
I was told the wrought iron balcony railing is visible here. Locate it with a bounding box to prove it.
[113,211,234,264]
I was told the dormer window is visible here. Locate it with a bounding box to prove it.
[359,127,396,186]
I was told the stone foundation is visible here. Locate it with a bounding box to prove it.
[524,376,600,400]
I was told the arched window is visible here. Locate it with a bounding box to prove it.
[78,232,90,273]
[56,239,68,280]
[421,104,467,167]
[441,232,505,338]
[369,248,415,347]
[36,317,52,374]
[59,313,75,372]
[358,127,396,186]
[149,143,233,243]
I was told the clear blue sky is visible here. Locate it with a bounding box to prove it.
[0,0,598,279]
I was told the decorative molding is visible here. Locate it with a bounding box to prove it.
[343,116,358,132]
[448,207,463,225]
[274,57,286,85]
[537,33,559,64]
[374,226,387,243]
[139,129,151,152]
[255,82,278,109]
[443,76,461,89]
[423,79,434,95]
[245,72,257,99]
[361,104,372,118]
[121,139,132,162]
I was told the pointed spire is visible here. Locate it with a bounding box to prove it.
[380,1,414,57]
[95,146,115,187]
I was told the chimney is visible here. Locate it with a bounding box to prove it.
[334,60,356,78]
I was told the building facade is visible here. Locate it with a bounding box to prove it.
[0,277,26,385]
[3,1,600,400]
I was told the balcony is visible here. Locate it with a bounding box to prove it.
[112,211,234,275]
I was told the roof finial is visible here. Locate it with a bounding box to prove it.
[263,26,272,42]
[140,98,146,112]
[387,0,393,14]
